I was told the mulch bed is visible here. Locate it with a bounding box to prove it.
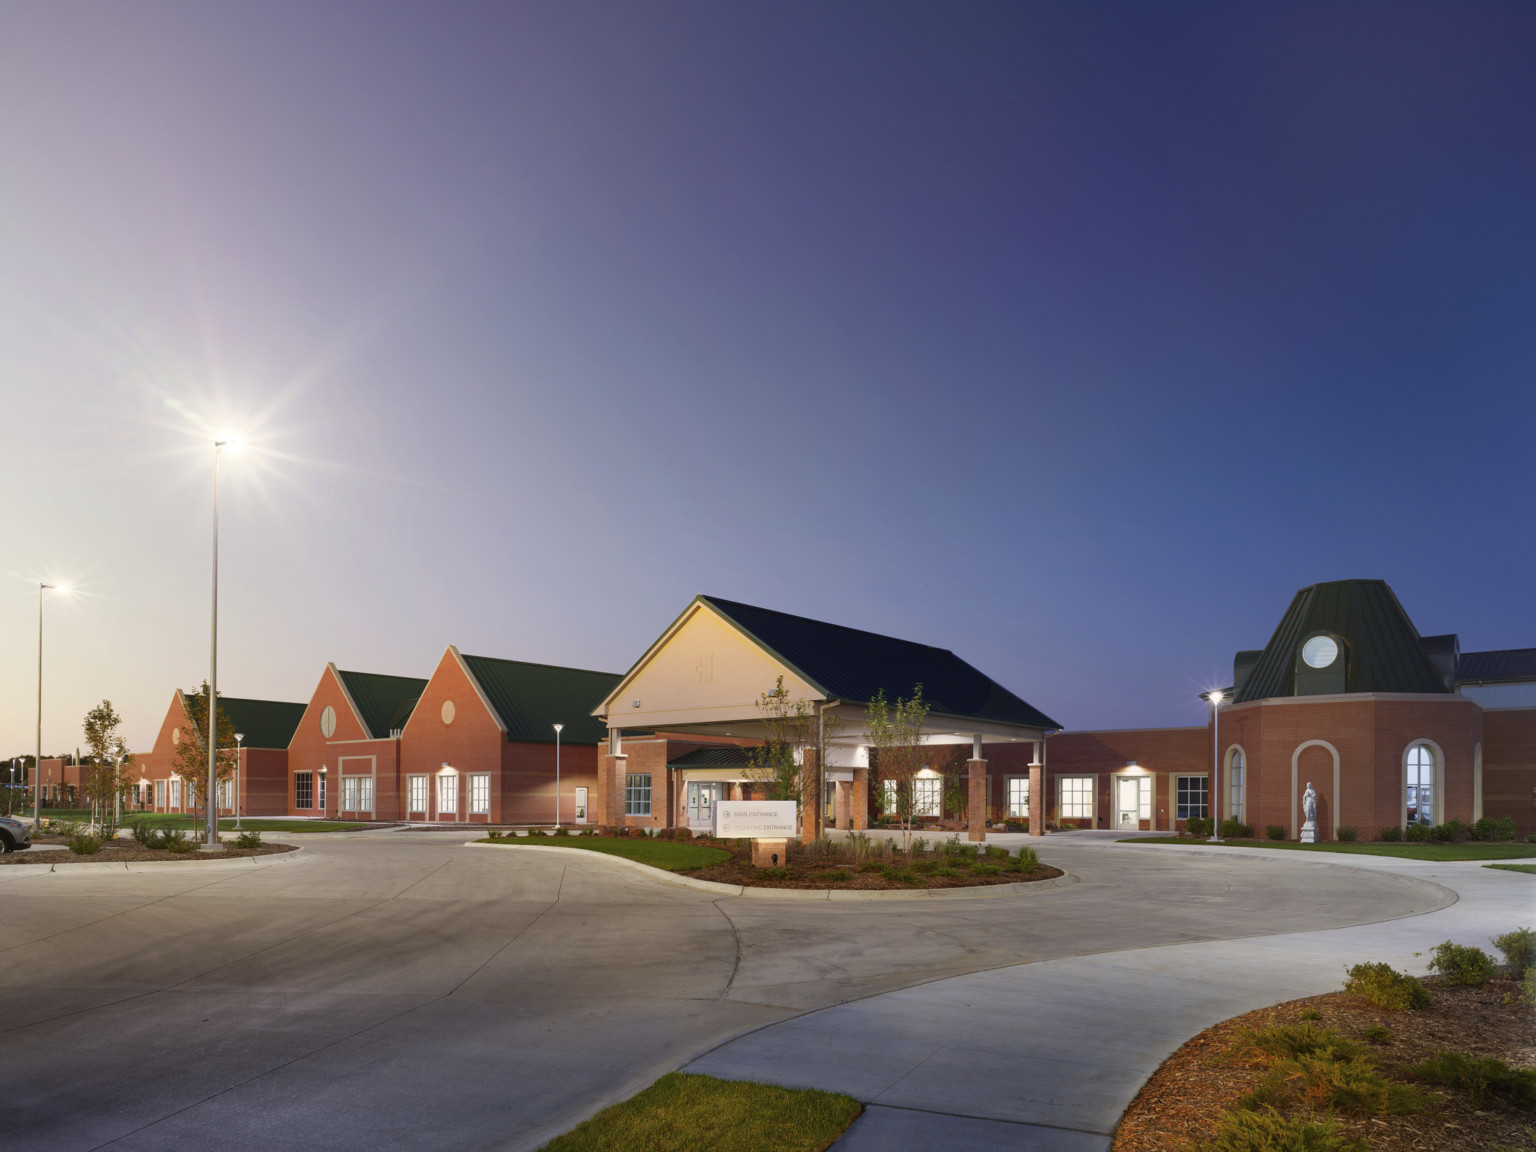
[679,841,1063,890]
[3,838,299,865]
[1113,974,1536,1152]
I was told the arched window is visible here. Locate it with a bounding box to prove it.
[1405,744,1435,825]
[1228,747,1245,821]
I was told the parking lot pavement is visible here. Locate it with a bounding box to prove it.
[0,832,1457,1151]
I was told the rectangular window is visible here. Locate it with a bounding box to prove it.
[319,773,327,811]
[218,780,234,810]
[359,776,374,813]
[408,775,427,814]
[168,779,182,809]
[155,780,166,808]
[625,773,652,817]
[1005,776,1030,818]
[469,774,491,815]
[438,774,458,815]
[912,777,942,817]
[1229,766,1244,821]
[1177,776,1209,820]
[1058,776,1093,820]
[295,772,313,810]
[342,776,360,812]
[881,780,899,812]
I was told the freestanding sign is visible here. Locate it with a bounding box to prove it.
[713,800,798,839]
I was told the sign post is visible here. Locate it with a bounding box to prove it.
[713,800,798,867]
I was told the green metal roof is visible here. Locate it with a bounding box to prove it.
[217,696,308,750]
[1235,580,1449,703]
[460,654,622,745]
[336,669,428,739]
[698,596,1062,731]
[668,745,756,768]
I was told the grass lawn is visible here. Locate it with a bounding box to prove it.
[126,815,367,833]
[1485,863,1536,875]
[1121,836,1536,861]
[539,1072,860,1152]
[480,835,731,872]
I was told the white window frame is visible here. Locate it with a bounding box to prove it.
[155,780,166,808]
[168,779,181,809]
[407,774,428,814]
[625,773,652,817]
[1175,774,1209,820]
[1004,775,1030,818]
[469,773,491,815]
[1058,775,1094,821]
[438,773,458,816]
[1404,743,1438,826]
[881,779,899,812]
[342,776,360,813]
[294,771,313,810]
[1227,746,1245,823]
[911,776,942,817]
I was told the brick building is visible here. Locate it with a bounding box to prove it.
[133,690,305,816]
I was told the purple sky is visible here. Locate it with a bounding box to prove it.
[4,1,1534,756]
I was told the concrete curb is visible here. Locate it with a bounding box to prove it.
[463,841,1077,901]
[4,845,309,875]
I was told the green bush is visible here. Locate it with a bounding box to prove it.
[984,844,1009,860]
[1190,1105,1367,1152]
[882,866,919,885]
[857,861,885,873]
[1297,1007,1323,1021]
[1428,940,1498,986]
[1219,818,1255,839]
[1361,1025,1391,1045]
[1474,815,1518,842]
[1344,962,1431,1010]
[971,863,1001,877]
[159,828,195,854]
[1014,846,1039,869]
[1431,819,1470,844]
[234,830,262,850]
[812,869,848,883]
[755,867,791,880]
[1233,1023,1363,1063]
[1405,821,1431,842]
[1229,1024,1419,1118]
[66,830,102,855]
[1406,1051,1536,1109]
[1524,968,1536,1011]
[1336,826,1357,843]
[1378,825,1403,842]
[1493,928,1536,975]
[1265,824,1287,841]
[129,818,156,847]
[1185,816,1211,837]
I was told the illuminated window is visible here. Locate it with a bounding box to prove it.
[1176,776,1208,820]
[438,774,458,815]
[1406,745,1435,825]
[625,773,652,816]
[881,780,899,812]
[342,777,360,812]
[912,777,941,817]
[1228,748,1245,820]
[168,779,181,809]
[1006,776,1030,817]
[469,774,491,815]
[1059,776,1094,820]
[407,775,427,813]
[155,780,166,808]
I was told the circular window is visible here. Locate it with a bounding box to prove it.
[1302,635,1339,669]
[172,727,180,745]
[441,699,456,725]
[320,705,337,738]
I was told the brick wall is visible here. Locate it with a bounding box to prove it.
[1483,708,1536,837]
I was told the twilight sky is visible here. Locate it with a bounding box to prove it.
[3,1,1534,756]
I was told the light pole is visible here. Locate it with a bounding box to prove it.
[1202,689,1226,842]
[207,437,240,848]
[234,733,244,829]
[34,583,65,830]
[552,724,563,830]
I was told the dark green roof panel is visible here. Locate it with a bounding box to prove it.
[700,596,1061,731]
[337,669,429,739]
[668,746,756,768]
[218,697,307,750]
[1235,580,1448,703]
[460,655,622,745]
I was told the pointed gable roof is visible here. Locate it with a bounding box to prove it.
[335,668,429,739]
[1236,579,1449,703]
[698,595,1061,730]
[458,654,622,745]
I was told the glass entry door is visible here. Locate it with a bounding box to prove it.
[1117,777,1147,830]
[574,787,588,824]
[687,782,724,827]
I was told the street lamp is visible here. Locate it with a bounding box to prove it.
[1201,689,1226,842]
[552,724,563,830]
[234,733,244,829]
[34,583,66,831]
[206,436,241,849]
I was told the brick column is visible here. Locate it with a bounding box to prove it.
[1028,762,1044,836]
[833,780,850,829]
[851,768,869,830]
[967,758,988,841]
[800,748,819,842]
[601,754,627,828]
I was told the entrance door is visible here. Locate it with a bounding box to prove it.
[687,782,723,827]
[574,787,588,824]
[1117,777,1142,830]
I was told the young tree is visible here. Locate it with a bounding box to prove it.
[744,676,842,835]
[82,700,132,828]
[939,745,970,825]
[865,685,930,850]
[175,683,239,835]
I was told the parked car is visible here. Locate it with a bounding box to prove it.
[0,814,33,853]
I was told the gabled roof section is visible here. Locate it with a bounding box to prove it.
[1457,648,1536,684]
[459,654,622,745]
[1235,580,1448,703]
[699,596,1061,730]
[218,697,307,749]
[336,668,428,739]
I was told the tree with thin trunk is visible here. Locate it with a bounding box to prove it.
[82,700,132,829]
[865,685,930,851]
[744,676,842,835]
[175,683,238,833]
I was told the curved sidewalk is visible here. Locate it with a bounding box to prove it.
[686,844,1524,1151]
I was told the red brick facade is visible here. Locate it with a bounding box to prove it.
[1482,707,1536,836]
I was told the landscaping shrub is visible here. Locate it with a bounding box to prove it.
[1230,1024,1419,1117]
[984,844,1009,860]
[1344,962,1431,1010]
[857,861,885,873]
[673,827,692,841]
[1406,1051,1536,1109]
[1378,825,1403,842]
[756,867,791,880]
[1219,818,1254,839]
[1524,968,1536,1011]
[1189,1105,1366,1152]
[1233,1023,1363,1064]
[160,828,195,854]
[1473,815,1518,842]
[813,869,848,883]
[1016,846,1039,869]
[129,818,156,847]
[1428,940,1498,986]
[1493,928,1536,975]
[1336,826,1357,843]
[1297,1007,1323,1021]
[1361,1025,1391,1045]
[66,830,102,855]
[1185,816,1212,837]
[971,863,1001,877]
[487,830,503,838]
[234,830,262,849]
[882,866,919,885]
[1431,819,1470,844]
[1265,824,1287,841]
[1405,821,1431,842]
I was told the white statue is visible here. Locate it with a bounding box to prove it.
[1300,781,1317,843]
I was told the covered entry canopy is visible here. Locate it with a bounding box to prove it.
[593,595,1061,758]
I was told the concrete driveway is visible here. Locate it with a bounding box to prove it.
[0,832,1455,1151]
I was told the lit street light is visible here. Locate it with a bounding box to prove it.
[207,437,241,848]
[234,732,244,829]
[1201,689,1226,842]
[34,583,66,831]
[553,723,563,829]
